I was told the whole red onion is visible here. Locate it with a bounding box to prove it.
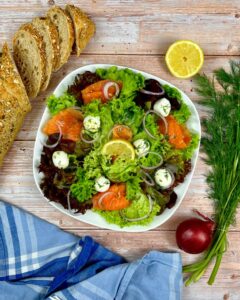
[176,210,215,254]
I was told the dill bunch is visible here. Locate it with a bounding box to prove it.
[183,61,240,285]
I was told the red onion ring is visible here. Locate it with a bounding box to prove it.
[103,81,120,100]
[120,195,153,222]
[143,110,168,139]
[67,190,74,213]
[139,170,155,186]
[139,151,163,170]
[98,192,117,209]
[41,122,62,149]
[80,131,98,144]
[140,88,164,96]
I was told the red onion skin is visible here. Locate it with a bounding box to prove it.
[176,217,215,254]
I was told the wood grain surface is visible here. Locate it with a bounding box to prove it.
[0,1,240,299]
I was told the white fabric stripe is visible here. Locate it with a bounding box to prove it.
[68,245,82,264]
[168,254,179,300]
[0,205,16,275]
[81,281,113,300]
[26,213,38,257]
[49,296,63,300]
[12,207,27,262]
[71,286,92,300]
[27,284,48,295]
[6,250,76,275]
[0,242,76,265]
[21,276,54,281]
[54,291,67,300]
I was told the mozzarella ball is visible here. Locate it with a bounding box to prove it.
[155,168,174,189]
[52,151,69,169]
[83,116,101,133]
[133,139,150,156]
[95,176,110,192]
[153,98,171,117]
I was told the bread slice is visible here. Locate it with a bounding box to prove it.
[65,5,95,56]
[0,43,31,115]
[13,23,46,98]
[32,17,61,77]
[0,87,24,167]
[47,6,74,68]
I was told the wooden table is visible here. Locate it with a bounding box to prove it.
[0,1,240,299]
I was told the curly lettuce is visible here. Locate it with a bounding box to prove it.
[95,192,160,227]
[163,84,191,124]
[47,92,77,115]
[70,167,96,202]
[101,157,139,182]
[96,66,145,99]
[109,97,144,135]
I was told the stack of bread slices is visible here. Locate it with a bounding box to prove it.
[0,5,95,166]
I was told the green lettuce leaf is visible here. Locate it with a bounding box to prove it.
[70,167,96,202]
[47,92,77,115]
[96,66,145,99]
[109,97,144,135]
[95,192,160,227]
[101,157,139,182]
[172,102,191,124]
[163,84,191,124]
[126,176,143,200]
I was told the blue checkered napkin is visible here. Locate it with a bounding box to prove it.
[0,200,182,300]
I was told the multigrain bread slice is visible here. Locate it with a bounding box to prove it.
[47,6,74,68]
[0,87,24,167]
[0,43,31,115]
[65,5,95,56]
[13,23,46,98]
[32,17,61,77]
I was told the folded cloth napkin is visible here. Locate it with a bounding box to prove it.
[0,200,182,300]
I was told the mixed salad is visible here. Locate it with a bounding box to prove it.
[39,66,199,227]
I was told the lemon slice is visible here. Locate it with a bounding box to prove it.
[165,40,204,79]
[102,139,135,160]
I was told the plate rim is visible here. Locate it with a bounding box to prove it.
[33,63,201,232]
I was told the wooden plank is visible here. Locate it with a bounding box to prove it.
[0,0,240,15]
[0,4,239,55]
[0,141,240,231]
[14,54,236,141]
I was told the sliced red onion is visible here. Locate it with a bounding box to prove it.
[80,131,98,144]
[120,195,153,222]
[140,170,155,186]
[139,88,164,96]
[67,190,74,213]
[139,151,163,170]
[103,81,120,100]
[98,192,116,209]
[143,110,168,139]
[41,122,62,149]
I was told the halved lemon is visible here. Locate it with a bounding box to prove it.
[102,139,135,160]
[165,40,204,79]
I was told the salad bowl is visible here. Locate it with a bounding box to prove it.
[33,64,201,232]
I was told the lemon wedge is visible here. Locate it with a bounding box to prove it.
[102,139,135,160]
[165,40,204,79]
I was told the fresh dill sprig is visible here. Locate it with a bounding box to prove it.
[183,61,240,285]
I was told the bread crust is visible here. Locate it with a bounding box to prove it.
[0,87,24,167]
[0,43,31,115]
[65,5,95,56]
[47,6,74,67]
[20,23,47,91]
[13,23,46,98]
